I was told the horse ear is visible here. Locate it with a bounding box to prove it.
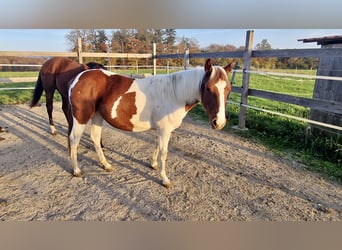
[224,60,236,74]
[204,59,213,73]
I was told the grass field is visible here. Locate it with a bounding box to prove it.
[1,69,341,182]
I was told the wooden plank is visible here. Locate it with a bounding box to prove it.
[0,77,37,83]
[232,86,242,94]
[156,53,184,59]
[152,43,156,75]
[189,51,244,59]
[77,37,83,63]
[81,52,152,58]
[156,51,244,60]
[252,48,342,58]
[184,48,190,70]
[2,48,341,61]
[248,89,342,115]
[0,51,77,57]
[238,30,254,129]
[0,74,151,86]
[0,51,152,59]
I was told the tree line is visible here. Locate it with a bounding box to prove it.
[66,29,319,70]
[0,29,318,71]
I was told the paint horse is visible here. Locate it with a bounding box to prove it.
[30,57,106,135]
[68,59,235,187]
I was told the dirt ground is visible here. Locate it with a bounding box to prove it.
[0,103,341,221]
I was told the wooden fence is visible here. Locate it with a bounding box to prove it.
[1,31,342,131]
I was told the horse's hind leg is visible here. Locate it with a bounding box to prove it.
[61,96,70,125]
[45,89,57,135]
[90,112,113,172]
[69,120,86,177]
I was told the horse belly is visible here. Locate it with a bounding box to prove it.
[105,114,152,132]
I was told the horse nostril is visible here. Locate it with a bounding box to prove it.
[212,118,217,128]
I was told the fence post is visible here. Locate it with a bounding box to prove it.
[230,62,239,86]
[77,37,83,64]
[152,43,157,75]
[184,48,190,70]
[166,60,170,74]
[238,30,254,129]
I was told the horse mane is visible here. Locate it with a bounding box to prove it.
[152,68,205,105]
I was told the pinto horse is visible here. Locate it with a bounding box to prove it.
[68,59,235,187]
[30,57,106,135]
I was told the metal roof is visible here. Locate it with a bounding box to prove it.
[298,35,342,45]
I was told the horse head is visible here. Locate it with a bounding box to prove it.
[86,62,107,70]
[201,59,235,130]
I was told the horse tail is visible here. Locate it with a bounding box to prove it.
[30,74,44,108]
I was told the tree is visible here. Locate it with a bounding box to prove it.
[65,29,93,51]
[173,36,201,67]
[111,29,133,53]
[201,43,242,69]
[65,30,108,51]
[93,29,109,53]
[253,38,276,69]
[163,29,176,52]
[255,38,272,50]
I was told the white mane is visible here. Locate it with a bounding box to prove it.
[150,68,205,105]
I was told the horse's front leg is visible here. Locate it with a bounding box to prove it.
[156,129,172,188]
[151,135,159,170]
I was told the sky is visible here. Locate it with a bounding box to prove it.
[1,29,342,52]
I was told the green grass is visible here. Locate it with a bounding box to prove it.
[0,71,39,77]
[1,69,341,182]
[0,81,62,104]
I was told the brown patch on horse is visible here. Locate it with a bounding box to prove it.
[110,92,137,131]
[71,71,137,130]
[70,70,108,124]
[99,75,137,131]
[185,101,199,112]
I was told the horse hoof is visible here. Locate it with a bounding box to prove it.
[151,164,158,170]
[162,180,173,188]
[104,166,114,172]
[73,171,83,177]
[50,126,57,135]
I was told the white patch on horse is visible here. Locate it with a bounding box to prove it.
[210,66,217,80]
[128,83,152,132]
[111,96,123,118]
[215,79,227,128]
[68,70,89,96]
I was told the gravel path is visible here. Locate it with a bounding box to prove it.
[0,103,341,221]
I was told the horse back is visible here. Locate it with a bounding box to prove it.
[40,57,87,96]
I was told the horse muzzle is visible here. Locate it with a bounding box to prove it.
[210,117,226,130]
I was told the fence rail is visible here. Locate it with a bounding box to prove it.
[1,30,342,131]
[0,77,37,83]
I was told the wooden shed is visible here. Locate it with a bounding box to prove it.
[298,35,342,129]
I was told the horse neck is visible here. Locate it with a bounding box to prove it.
[162,68,204,105]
